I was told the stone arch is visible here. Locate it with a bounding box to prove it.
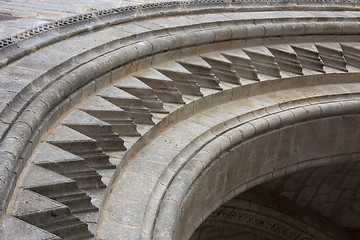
[151,96,360,239]
[0,1,360,239]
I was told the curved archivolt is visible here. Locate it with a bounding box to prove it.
[1,1,360,239]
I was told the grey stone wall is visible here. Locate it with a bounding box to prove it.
[1,1,360,239]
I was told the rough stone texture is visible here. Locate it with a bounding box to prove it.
[0,215,60,240]
[12,189,93,239]
[1,1,360,240]
[0,0,196,38]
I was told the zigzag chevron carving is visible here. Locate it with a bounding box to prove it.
[10,41,360,239]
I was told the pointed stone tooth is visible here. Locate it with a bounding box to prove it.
[341,43,360,69]
[291,43,325,73]
[22,165,98,214]
[155,61,202,96]
[268,45,303,75]
[177,56,222,90]
[243,46,281,78]
[99,86,154,125]
[13,189,93,240]
[47,125,115,170]
[221,49,259,81]
[115,76,168,114]
[13,189,67,219]
[201,52,241,84]
[316,43,348,72]
[23,164,74,188]
[33,143,105,190]
[134,68,185,104]
[32,142,83,164]
[62,110,126,152]
[0,216,61,240]
[80,96,140,137]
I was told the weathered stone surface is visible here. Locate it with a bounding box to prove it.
[134,68,185,104]
[62,110,126,152]
[22,165,98,214]
[201,52,240,85]
[99,86,154,125]
[13,189,93,239]
[2,3,360,240]
[341,42,360,68]
[155,61,202,97]
[0,215,60,240]
[80,96,140,137]
[177,57,222,90]
[291,43,325,73]
[243,46,281,79]
[32,142,105,191]
[115,76,168,114]
[47,125,115,171]
[221,49,260,82]
[268,45,304,75]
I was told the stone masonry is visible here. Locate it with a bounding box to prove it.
[0,1,360,239]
